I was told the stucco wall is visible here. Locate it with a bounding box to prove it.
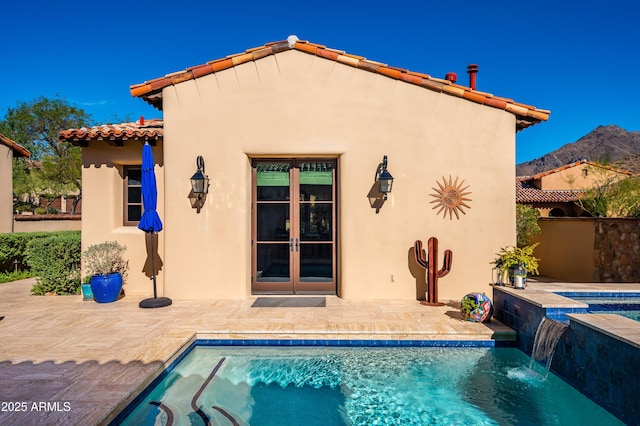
[13,215,81,232]
[533,218,640,282]
[538,163,628,191]
[0,145,13,233]
[81,142,164,296]
[532,218,596,282]
[154,50,517,300]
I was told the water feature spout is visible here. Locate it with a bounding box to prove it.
[530,317,568,377]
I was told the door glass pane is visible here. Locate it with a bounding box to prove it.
[300,203,332,241]
[257,244,290,282]
[257,204,290,241]
[300,244,332,282]
[257,163,290,201]
[299,162,332,201]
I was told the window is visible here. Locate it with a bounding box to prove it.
[124,166,142,225]
[549,207,566,217]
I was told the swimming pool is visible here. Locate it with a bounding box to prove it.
[114,344,622,425]
[557,292,640,322]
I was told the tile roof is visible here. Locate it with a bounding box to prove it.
[59,118,163,146]
[516,177,583,203]
[130,36,550,131]
[0,133,30,158]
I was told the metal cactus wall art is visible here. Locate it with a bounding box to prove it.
[414,237,453,306]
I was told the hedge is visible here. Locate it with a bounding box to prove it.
[0,231,80,272]
[23,232,82,295]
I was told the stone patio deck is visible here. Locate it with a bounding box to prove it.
[0,278,512,425]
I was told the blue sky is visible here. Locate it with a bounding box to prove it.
[2,0,638,163]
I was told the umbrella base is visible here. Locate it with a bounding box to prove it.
[139,297,172,309]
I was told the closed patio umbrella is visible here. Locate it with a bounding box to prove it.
[138,142,171,308]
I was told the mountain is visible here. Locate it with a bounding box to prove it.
[516,125,640,176]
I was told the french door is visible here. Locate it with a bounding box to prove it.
[252,159,336,294]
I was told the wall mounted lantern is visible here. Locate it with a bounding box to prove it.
[190,156,209,199]
[375,155,394,200]
[189,155,209,213]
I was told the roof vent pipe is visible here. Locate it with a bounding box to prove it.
[139,116,145,126]
[467,64,478,90]
[445,72,457,84]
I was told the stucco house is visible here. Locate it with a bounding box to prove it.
[516,160,636,217]
[60,36,549,301]
[0,133,30,233]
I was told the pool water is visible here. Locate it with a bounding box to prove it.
[118,346,622,425]
[562,294,640,322]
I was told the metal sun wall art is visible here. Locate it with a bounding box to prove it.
[429,175,472,220]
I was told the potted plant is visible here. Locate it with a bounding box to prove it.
[81,275,93,301]
[82,241,129,303]
[492,243,540,287]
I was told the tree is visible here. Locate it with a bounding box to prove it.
[575,163,640,218]
[0,96,92,214]
[516,204,542,247]
[580,175,640,218]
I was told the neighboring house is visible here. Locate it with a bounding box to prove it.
[0,133,30,233]
[45,194,82,214]
[516,160,636,217]
[60,36,549,301]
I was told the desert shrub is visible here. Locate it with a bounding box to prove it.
[82,241,129,282]
[25,232,81,295]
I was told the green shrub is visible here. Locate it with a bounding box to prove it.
[0,232,50,272]
[25,232,81,295]
[0,231,80,272]
[14,203,34,213]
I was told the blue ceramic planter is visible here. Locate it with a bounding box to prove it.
[90,272,123,303]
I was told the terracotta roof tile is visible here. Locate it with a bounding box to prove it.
[462,90,487,104]
[211,58,234,72]
[337,53,360,67]
[58,118,163,146]
[420,79,445,92]
[516,178,583,203]
[399,73,423,85]
[130,36,550,130]
[251,46,273,61]
[316,48,340,61]
[0,133,30,158]
[357,61,381,73]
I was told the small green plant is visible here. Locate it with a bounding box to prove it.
[82,241,129,281]
[0,270,35,283]
[492,243,540,276]
[460,295,479,317]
